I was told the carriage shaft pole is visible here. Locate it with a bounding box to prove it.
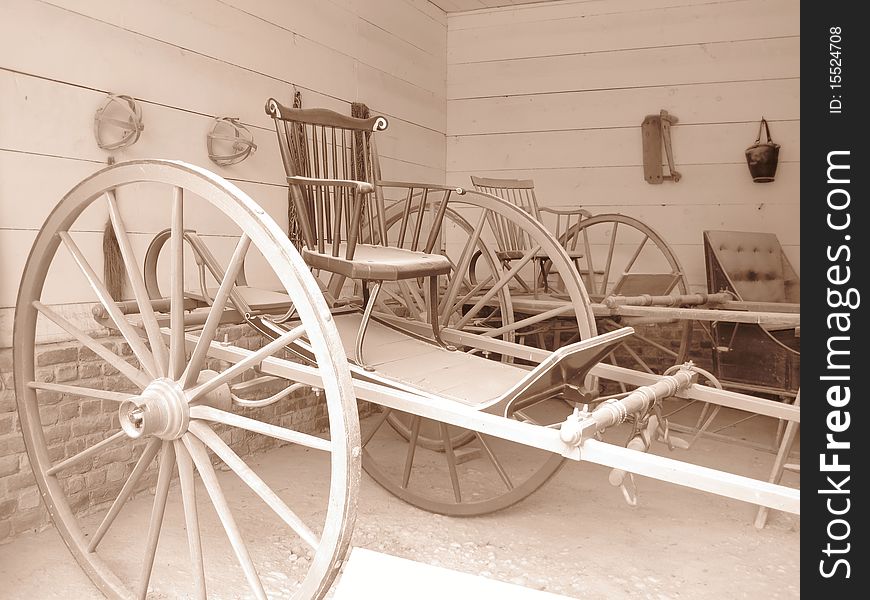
[594,304,800,327]
[562,368,697,443]
[345,374,798,515]
[374,315,799,423]
[211,348,797,513]
[603,292,734,308]
[194,334,799,514]
[502,296,800,327]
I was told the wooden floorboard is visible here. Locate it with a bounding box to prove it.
[333,312,525,406]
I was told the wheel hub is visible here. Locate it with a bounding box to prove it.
[119,378,189,440]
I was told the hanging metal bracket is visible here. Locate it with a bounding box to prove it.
[642,110,681,184]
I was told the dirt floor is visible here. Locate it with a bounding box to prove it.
[0,403,799,599]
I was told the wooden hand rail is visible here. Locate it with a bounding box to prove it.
[539,206,592,217]
[376,180,466,194]
[287,175,374,194]
[265,98,388,132]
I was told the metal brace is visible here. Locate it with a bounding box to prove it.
[642,109,681,184]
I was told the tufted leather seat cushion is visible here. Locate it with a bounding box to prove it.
[704,231,799,303]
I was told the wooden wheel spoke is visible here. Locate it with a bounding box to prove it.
[440,211,488,324]
[173,440,206,600]
[189,405,331,452]
[89,439,162,552]
[106,191,169,377]
[189,422,320,549]
[439,422,462,503]
[182,434,267,600]
[602,316,679,362]
[137,442,176,599]
[480,304,573,339]
[397,280,426,317]
[624,234,649,274]
[454,244,540,331]
[33,301,150,389]
[581,227,595,291]
[401,416,422,489]
[617,341,655,374]
[443,273,494,322]
[373,291,398,316]
[562,331,581,345]
[474,432,514,491]
[28,381,134,403]
[601,221,619,295]
[59,231,159,378]
[361,408,393,447]
[182,234,251,388]
[440,256,477,303]
[169,187,186,379]
[630,330,680,358]
[47,430,127,476]
[186,323,306,402]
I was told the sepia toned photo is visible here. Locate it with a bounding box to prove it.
[0,1,809,598]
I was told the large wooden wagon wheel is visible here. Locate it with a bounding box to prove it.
[561,213,692,382]
[360,189,598,516]
[13,160,360,600]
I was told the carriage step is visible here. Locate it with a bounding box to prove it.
[334,547,573,600]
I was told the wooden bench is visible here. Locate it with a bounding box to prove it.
[703,230,799,397]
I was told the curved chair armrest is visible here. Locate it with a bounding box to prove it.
[376,180,466,195]
[539,206,593,218]
[287,175,374,194]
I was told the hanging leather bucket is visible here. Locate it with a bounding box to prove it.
[745,118,780,183]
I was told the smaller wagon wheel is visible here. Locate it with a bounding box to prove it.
[360,189,597,516]
[14,160,359,600]
[560,214,692,385]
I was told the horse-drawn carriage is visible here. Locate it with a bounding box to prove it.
[12,101,799,599]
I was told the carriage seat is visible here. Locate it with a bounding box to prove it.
[703,231,799,304]
[303,242,451,282]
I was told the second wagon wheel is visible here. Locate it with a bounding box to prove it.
[560,213,692,385]
[360,188,598,516]
[375,198,512,452]
[13,160,359,600]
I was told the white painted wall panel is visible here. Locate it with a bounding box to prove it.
[448,121,800,171]
[448,79,800,135]
[448,37,800,99]
[446,0,799,293]
[447,0,798,63]
[447,0,740,30]
[0,0,447,346]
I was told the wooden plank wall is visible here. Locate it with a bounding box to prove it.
[445,0,800,290]
[0,0,447,347]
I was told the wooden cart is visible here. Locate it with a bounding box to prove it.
[12,108,799,600]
